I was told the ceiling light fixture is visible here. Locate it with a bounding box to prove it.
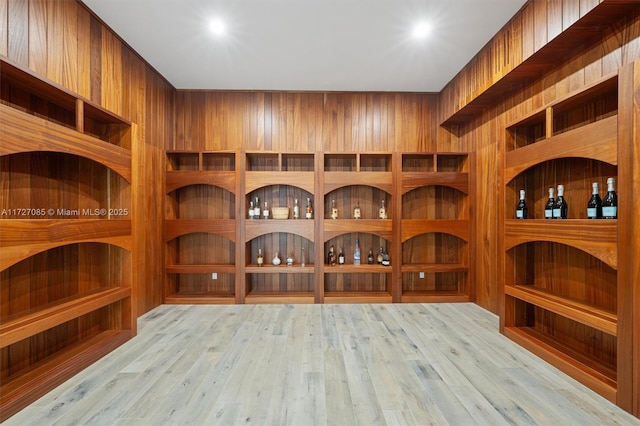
[412,21,432,39]
[208,18,226,36]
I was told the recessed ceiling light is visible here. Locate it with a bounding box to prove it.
[412,21,432,39]
[208,18,226,36]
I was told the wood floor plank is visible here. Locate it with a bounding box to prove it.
[4,303,639,426]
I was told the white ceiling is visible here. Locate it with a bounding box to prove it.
[83,0,527,93]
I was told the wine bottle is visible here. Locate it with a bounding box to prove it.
[602,177,618,219]
[257,248,264,267]
[301,247,306,267]
[338,247,345,265]
[353,200,361,219]
[353,238,361,266]
[587,182,602,219]
[367,249,374,265]
[331,199,338,220]
[379,199,387,219]
[327,245,336,266]
[544,187,555,219]
[262,201,270,219]
[293,198,300,219]
[248,201,255,219]
[553,185,568,219]
[515,189,528,219]
[305,198,313,219]
[377,247,384,265]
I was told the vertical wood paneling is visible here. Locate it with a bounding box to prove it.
[533,0,548,52]
[7,0,27,65]
[75,4,90,99]
[28,0,46,75]
[100,28,122,115]
[0,0,8,56]
[547,0,563,41]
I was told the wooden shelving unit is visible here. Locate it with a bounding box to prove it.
[241,152,317,304]
[399,153,474,303]
[320,153,395,303]
[500,64,638,408]
[0,57,136,421]
[164,150,475,304]
[164,151,238,304]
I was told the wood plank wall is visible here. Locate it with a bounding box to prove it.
[172,92,442,153]
[439,1,640,315]
[0,0,171,315]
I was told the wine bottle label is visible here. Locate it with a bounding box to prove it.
[516,210,524,219]
[602,206,617,218]
[331,208,338,219]
[263,210,269,218]
[293,207,299,219]
[545,209,553,219]
[587,208,598,218]
[353,208,361,219]
[338,256,345,265]
[305,211,312,219]
[379,208,387,219]
[552,208,561,218]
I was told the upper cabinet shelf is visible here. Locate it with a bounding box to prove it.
[324,153,393,194]
[505,75,619,183]
[1,57,132,149]
[166,152,237,193]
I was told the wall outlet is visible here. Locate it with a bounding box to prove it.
[212,273,217,280]
[419,272,425,279]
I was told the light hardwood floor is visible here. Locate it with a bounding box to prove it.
[6,303,639,425]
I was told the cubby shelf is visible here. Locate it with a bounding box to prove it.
[0,57,135,421]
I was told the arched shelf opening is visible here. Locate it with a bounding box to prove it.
[1,242,132,321]
[166,184,235,220]
[505,157,617,220]
[402,185,468,220]
[1,152,131,216]
[324,185,391,220]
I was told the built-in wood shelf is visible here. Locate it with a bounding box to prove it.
[504,219,617,269]
[504,285,617,336]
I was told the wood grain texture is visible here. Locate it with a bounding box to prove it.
[5,303,638,425]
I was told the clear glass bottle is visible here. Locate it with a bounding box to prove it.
[379,199,387,219]
[286,252,294,266]
[544,187,555,220]
[602,177,618,219]
[327,245,336,266]
[331,199,338,220]
[254,196,261,219]
[353,238,361,266]
[293,198,300,219]
[382,250,390,266]
[257,248,264,266]
[248,201,255,219]
[306,197,313,219]
[353,200,361,219]
[272,251,281,266]
[515,189,527,219]
[301,246,306,267]
[553,184,568,219]
[262,201,270,219]
[587,182,602,219]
